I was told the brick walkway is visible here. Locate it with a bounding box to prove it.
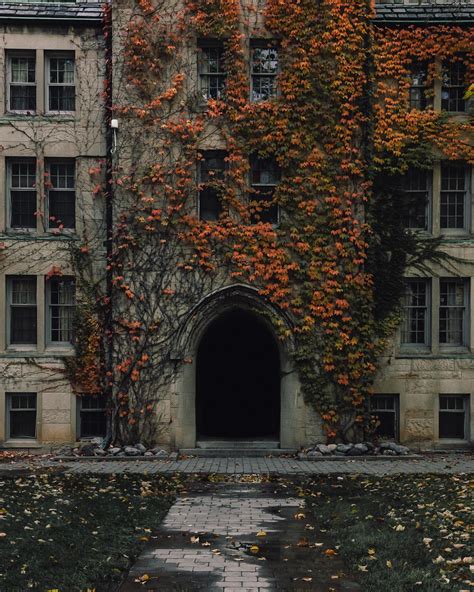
[118,482,361,591]
[55,454,474,475]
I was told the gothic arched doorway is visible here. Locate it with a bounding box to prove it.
[196,309,280,439]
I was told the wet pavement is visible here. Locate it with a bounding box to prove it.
[118,481,360,591]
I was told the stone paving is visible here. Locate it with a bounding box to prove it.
[0,453,473,477]
[56,454,474,475]
[118,482,361,591]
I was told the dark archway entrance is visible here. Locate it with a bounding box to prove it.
[196,309,280,439]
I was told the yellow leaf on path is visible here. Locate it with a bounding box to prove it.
[324,549,337,556]
[368,548,376,555]
[190,536,199,544]
[256,530,267,537]
[394,524,405,532]
[250,545,259,553]
[358,565,368,572]
[386,560,393,568]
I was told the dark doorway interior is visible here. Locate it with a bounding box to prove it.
[196,309,280,439]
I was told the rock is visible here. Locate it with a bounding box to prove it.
[306,450,323,459]
[336,443,353,454]
[124,446,141,456]
[326,444,337,452]
[116,451,126,456]
[316,444,332,455]
[380,441,410,455]
[346,447,364,456]
[144,451,154,456]
[94,448,107,456]
[354,443,369,454]
[383,449,397,456]
[79,443,97,457]
[57,446,73,456]
[108,447,122,456]
[91,437,103,446]
[150,448,168,458]
[363,442,375,451]
[134,443,147,453]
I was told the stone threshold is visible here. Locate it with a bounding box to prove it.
[297,453,423,461]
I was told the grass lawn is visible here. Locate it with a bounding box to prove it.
[0,471,180,591]
[300,474,473,592]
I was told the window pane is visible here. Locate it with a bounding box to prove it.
[10,410,36,438]
[11,56,35,83]
[401,281,428,344]
[439,412,465,439]
[440,280,466,346]
[249,188,278,224]
[10,86,36,111]
[251,46,278,102]
[49,57,75,84]
[442,60,466,112]
[403,168,429,229]
[440,164,467,229]
[49,191,75,228]
[10,191,36,228]
[49,162,75,189]
[49,278,75,342]
[199,188,221,221]
[11,278,36,304]
[11,307,37,344]
[49,86,75,111]
[199,46,226,101]
[80,396,107,438]
[11,162,36,188]
[409,62,428,110]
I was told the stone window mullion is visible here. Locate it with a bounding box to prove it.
[431,276,440,354]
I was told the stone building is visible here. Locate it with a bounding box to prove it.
[0,1,105,447]
[0,0,473,451]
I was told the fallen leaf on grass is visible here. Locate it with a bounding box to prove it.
[386,560,393,568]
[294,512,306,520]
[358,565,368,572]
[302,577,312,582]
[134,574,151,584]
[324,549,337,556]
[297,537,309,547]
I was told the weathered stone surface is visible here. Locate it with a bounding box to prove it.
[79,443,97,457]
[94,448,107,456]
[336,443,353,453]
[124,446,141,456]
[108,447,122,456]
[346,448,364,456]
[135,443,147,453]
[306,450,323,459]
[326,444,337,452]
[354,443,369,454]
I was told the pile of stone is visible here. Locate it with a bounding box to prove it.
[299,441,410,459]
[56,441,170,459]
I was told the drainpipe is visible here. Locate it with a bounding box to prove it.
[103,0,114,446]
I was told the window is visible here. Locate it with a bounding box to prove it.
[371,395,399,440]
[402,168,431,230]
[401,280,430,346]
[198,151,227,221]
[439,395,469,440]
[79,395,107,438]
[251,44,279,102]
[440,163,470,231]
[46,53,75,112]
[249,157,280,224]
[47,277,75,343]
[47,160,75,229]
[7,277,37,345]
[439,279,469,347]
[7,52,36,112]
[442,60,467,113]
[7,393,37,439]
[409,61,428,110]
[198,43,226,101]
[8,159,37,230]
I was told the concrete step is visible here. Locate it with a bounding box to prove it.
[180,448,297,457]
[196,439,280,450]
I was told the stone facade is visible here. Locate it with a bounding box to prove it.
[0,1,472,451]
[0,5,105,447]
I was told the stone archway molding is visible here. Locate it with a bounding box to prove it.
[170,284,304,450]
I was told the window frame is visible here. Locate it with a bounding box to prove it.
[6,157,37,232]
[400,278,431,349]
[6,51,36,114]
[6,392,37,441]
[45,159,76,231]
[197,40,226,103]
[370,394,400,441]
[441,59,467,113]
[197,150,227,221]
[440,162,471,234]
[250,41,279,103]
[6,275,38,347]
[403,167,432,232]
[439,394,470,441]
[249,155,280,226]
[46,276,76,346]
[77,395,107,440]
[408,61,429,111]
[439,278,470,349]
[45,51,76,114]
